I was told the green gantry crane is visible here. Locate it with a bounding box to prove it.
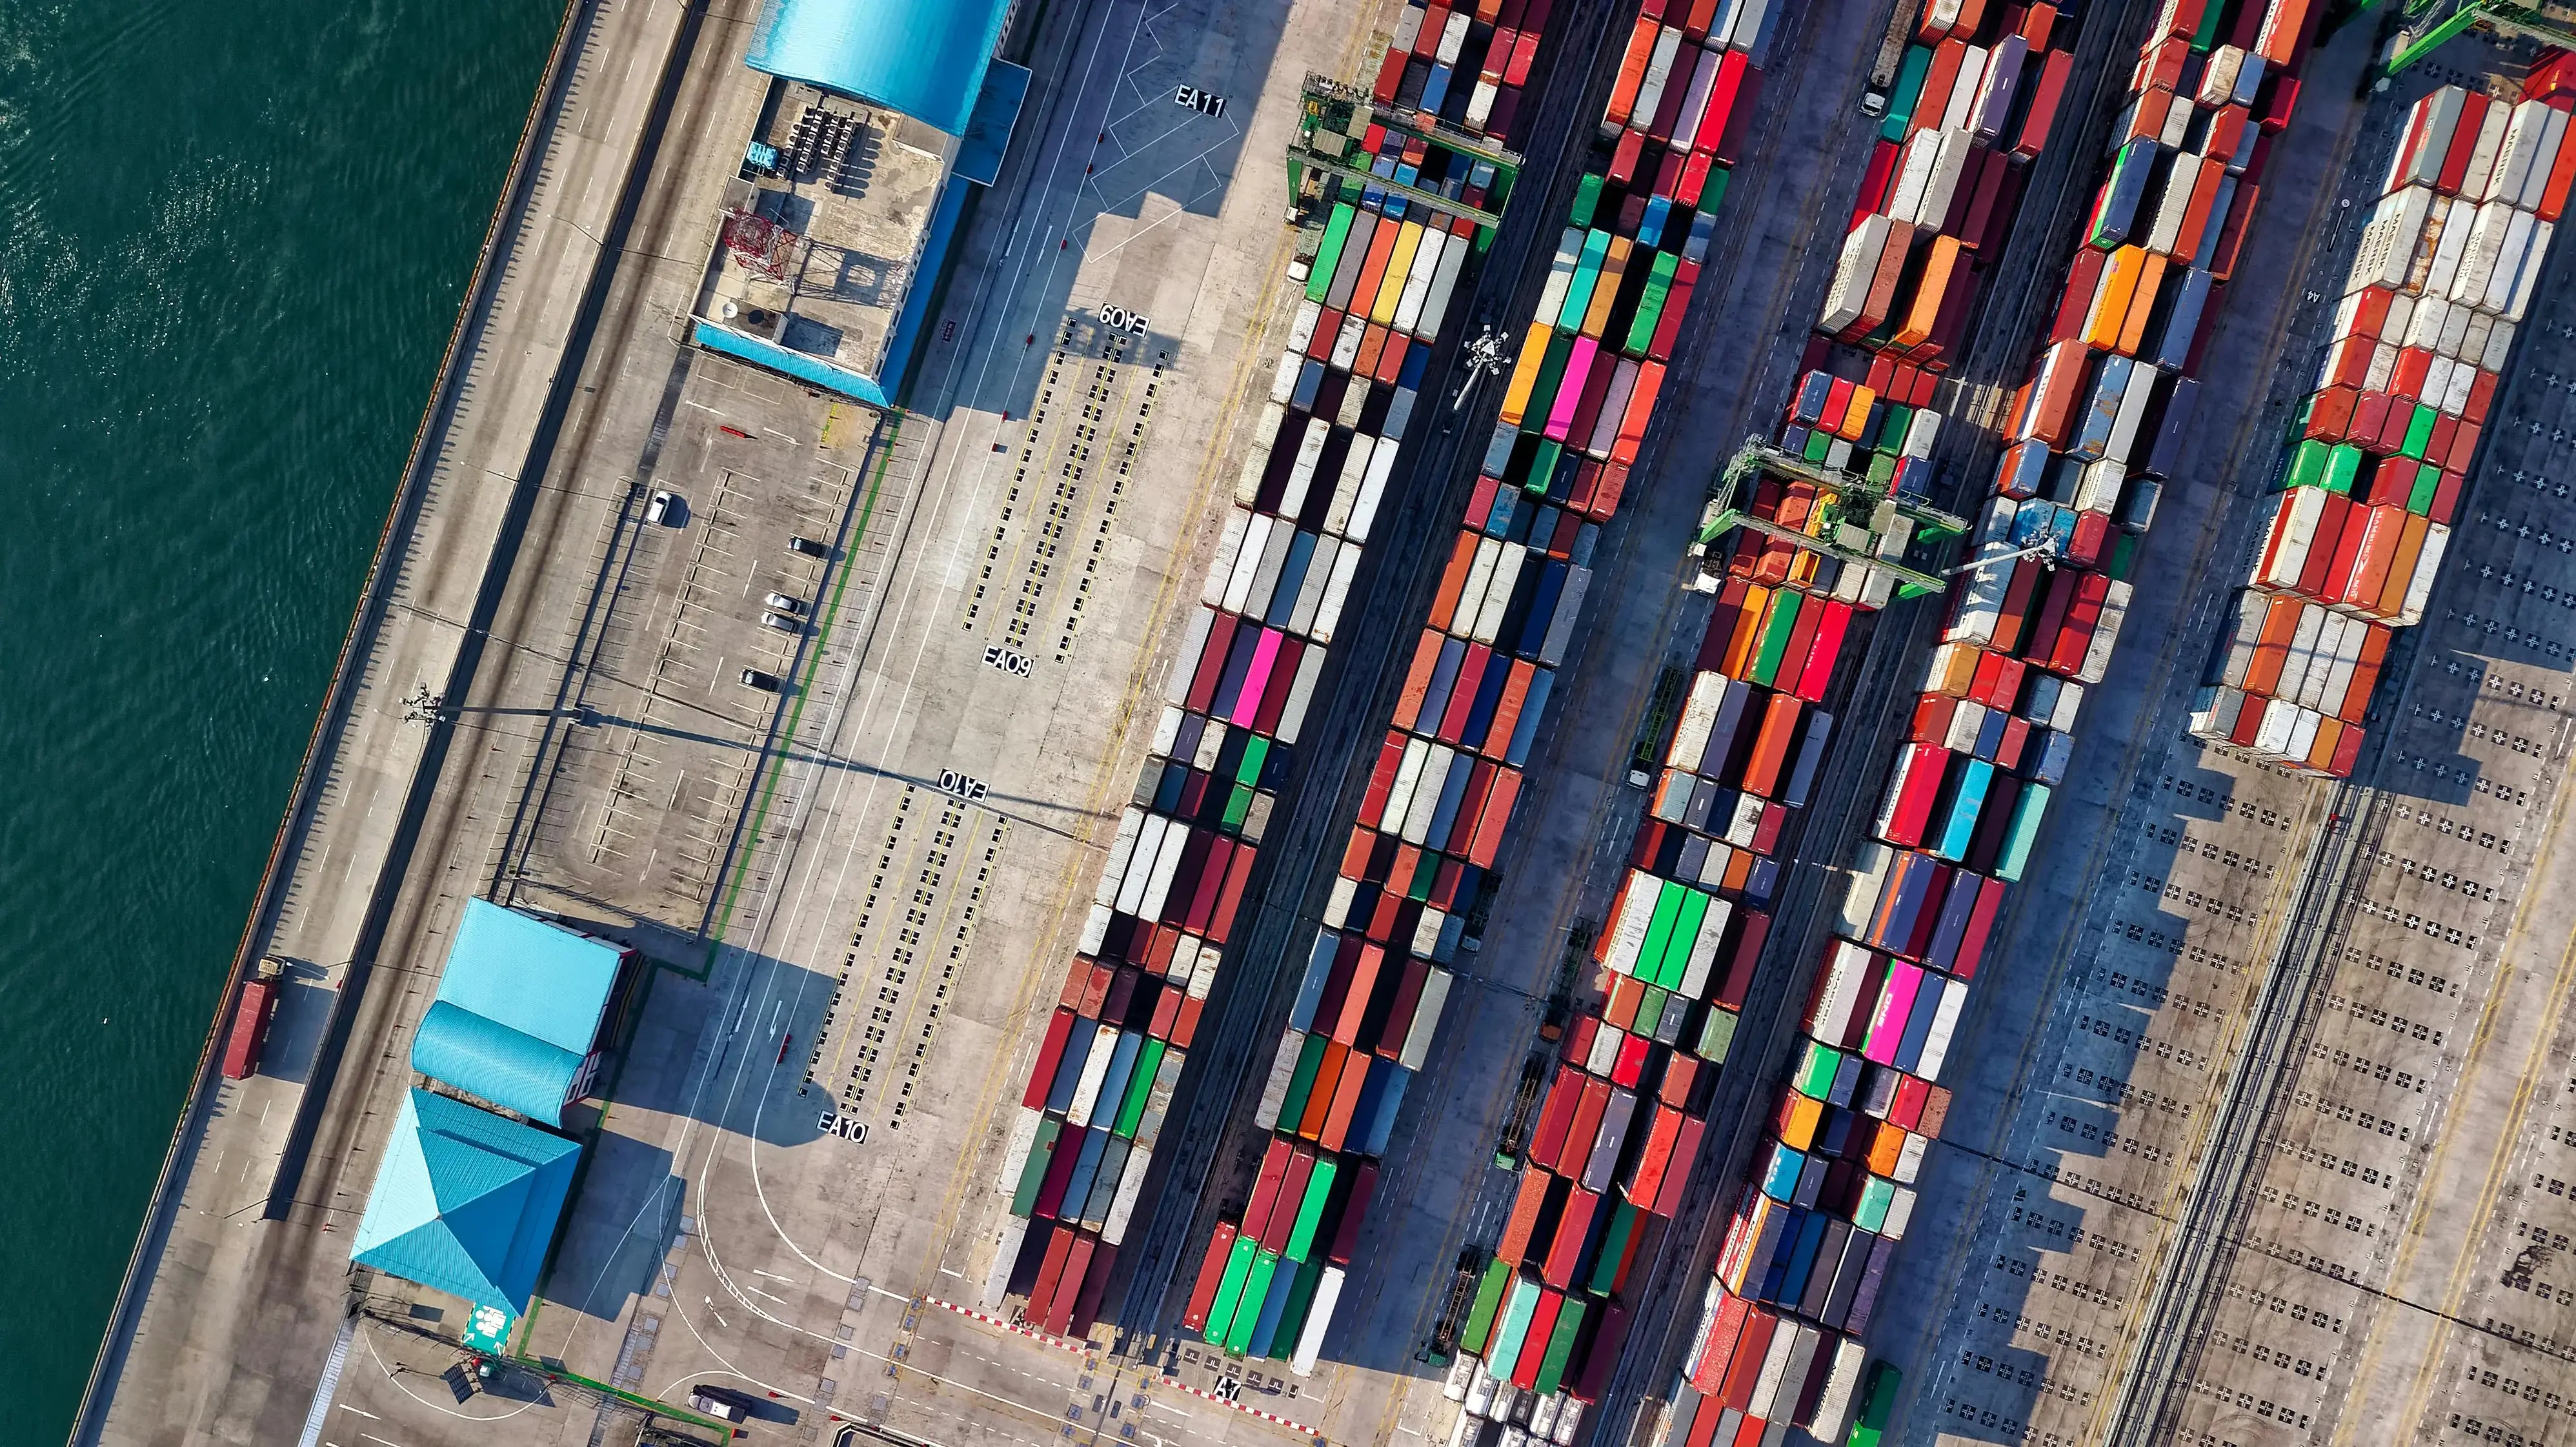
[2385,0,2576,73]
[1287,72,1523,237]
[1694,439,1970,600]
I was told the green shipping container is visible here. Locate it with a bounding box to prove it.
[1634,985,1669,1039]
[2106,531,2139,580]
[1407,846,1442,900]
[1307,204,1357,303]
[1525,437,1564,494]
[2282,438,2330,492]
[1524,333,1576,436]
[2409,465,2440,515]
[2399,405,2437,461]
[1278,1031,1327,1132]
[1114,1039,1166,1138]
[1751,591,1806,687]
[1698,164,1731,219]
[1588,1200,1642,1295]
[1624,251,1678,357]
[1205,1235,1260,1344]
[1803,427,1833,464]
[1558,230,1611,332]
[1796,1040,1842,1098]
[1638,881,1684,980]
[1866,451,1898,487]
[1533,1298,1587,1397]
[1855,1175,1897,1232]
[1570,172,1604,229]
[1285,1159,1338,1262]
[1696,1007,1738,1063]
[1460,1256,1514,1357]
[1881,47,1933,142]
[1660,891,1709,989]
[2326,441,2367,492]
[1271,1259,1325,1361]
[1222,783,1254,831]
[1011,1117,1063,1217]
[1226,1251,1282,1353]
[1484,1277,1543,1379]
[1995,782,2053,882]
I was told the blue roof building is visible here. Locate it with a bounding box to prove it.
[743,0,1014,136]
[410,899,630,1126]
[350,1089,582,1313]
[694,0,1029,405]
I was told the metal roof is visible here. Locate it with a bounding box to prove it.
[412,1001,586,1126]
[743,0,1012,136]
[350,1089,581,1312]
[410,899,624,1126]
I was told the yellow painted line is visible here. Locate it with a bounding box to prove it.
[2366,754,2576,1442]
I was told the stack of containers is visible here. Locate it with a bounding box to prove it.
[1438,438,1931,1441]
[993,28,1526,1342]
[2188,82,2576,772]
[1651,0,2360,1437]
[1187,0,1773,1391]
[1374,0,1564,144]
[1818,0,2080,369]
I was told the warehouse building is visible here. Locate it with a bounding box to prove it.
[692,0,1029,404]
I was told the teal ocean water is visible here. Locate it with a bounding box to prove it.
[0,0,556,1433]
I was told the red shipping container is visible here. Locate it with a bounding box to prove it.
[1182,1222,1239,1330]
[2014,50,2073,159]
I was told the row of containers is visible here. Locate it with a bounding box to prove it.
[1434,0,2164,1433]
[2189,81,2576,770]
[1642,0,2357,1440]
[991,0,1549,1339]
[1638,3,2576,1442]
[1180,0,1797,1393]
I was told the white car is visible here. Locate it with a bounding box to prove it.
[764,591,806,614]
[646,489,679,525]
[688,1387,749,1422]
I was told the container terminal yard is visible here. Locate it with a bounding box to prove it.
[63,0,2576,1441]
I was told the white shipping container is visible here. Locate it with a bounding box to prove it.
[2399,523,2451,624]
[1632,28,1685,136]
[1820,216,1893,332]
[2521,106,2572,211]
[2197,46,2244,107]
[2484,208,2539,316]
[1472,545,1525,644]
[1289,1267,1343,1376]
[1885,131,1942,225]
[1918,129,1978,231]
[2506,220,2553,321]
[1536,229,1584,329]
[1807,1342,1871,1443]
[1607,870,1659,975]
[1254,1030,1305,1130]
[1942,46,1991,134]
[1064,1025,1120,1127]
[1330,310,1368,370]
[1400,971,1451,1069]
[1838,842,1895,940]
[1667,673,1727,771]
[1101,1142,1151,1244]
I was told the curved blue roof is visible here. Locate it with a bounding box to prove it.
[744,0,1012,136]
[413,1001,586,1126]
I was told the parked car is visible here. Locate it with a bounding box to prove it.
[761,611,800,633]
[765,591,805,614]
[740,669,783,692]
[646,490,679,525]
[788,534,830,558]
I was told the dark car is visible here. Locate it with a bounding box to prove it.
[741,669,784,692]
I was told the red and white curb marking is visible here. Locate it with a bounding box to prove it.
[924,1296,1089,1356]
[923,1297,1325,1441]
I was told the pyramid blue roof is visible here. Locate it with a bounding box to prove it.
[350,1089,581,1312]
[743,0,1012,136]
[411,900,623,1125]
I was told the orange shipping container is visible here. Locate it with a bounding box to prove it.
[1857,221,1919,334]
[2245,595,2300,695]
[1496,1167,1553,1264]
[1894,236,1965,349]
[1393,629,1445,731]
[1299,1042,1348,1138]
[2117,253,2169,356]
[1742,693,1806,798]
[1605,18,1660,126]
[1320,1045,1373,1151]
[2081,245,2149,351]
[1429,532,1481,631]
[1724,586,1775,678]
[1612,362,1667,466]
